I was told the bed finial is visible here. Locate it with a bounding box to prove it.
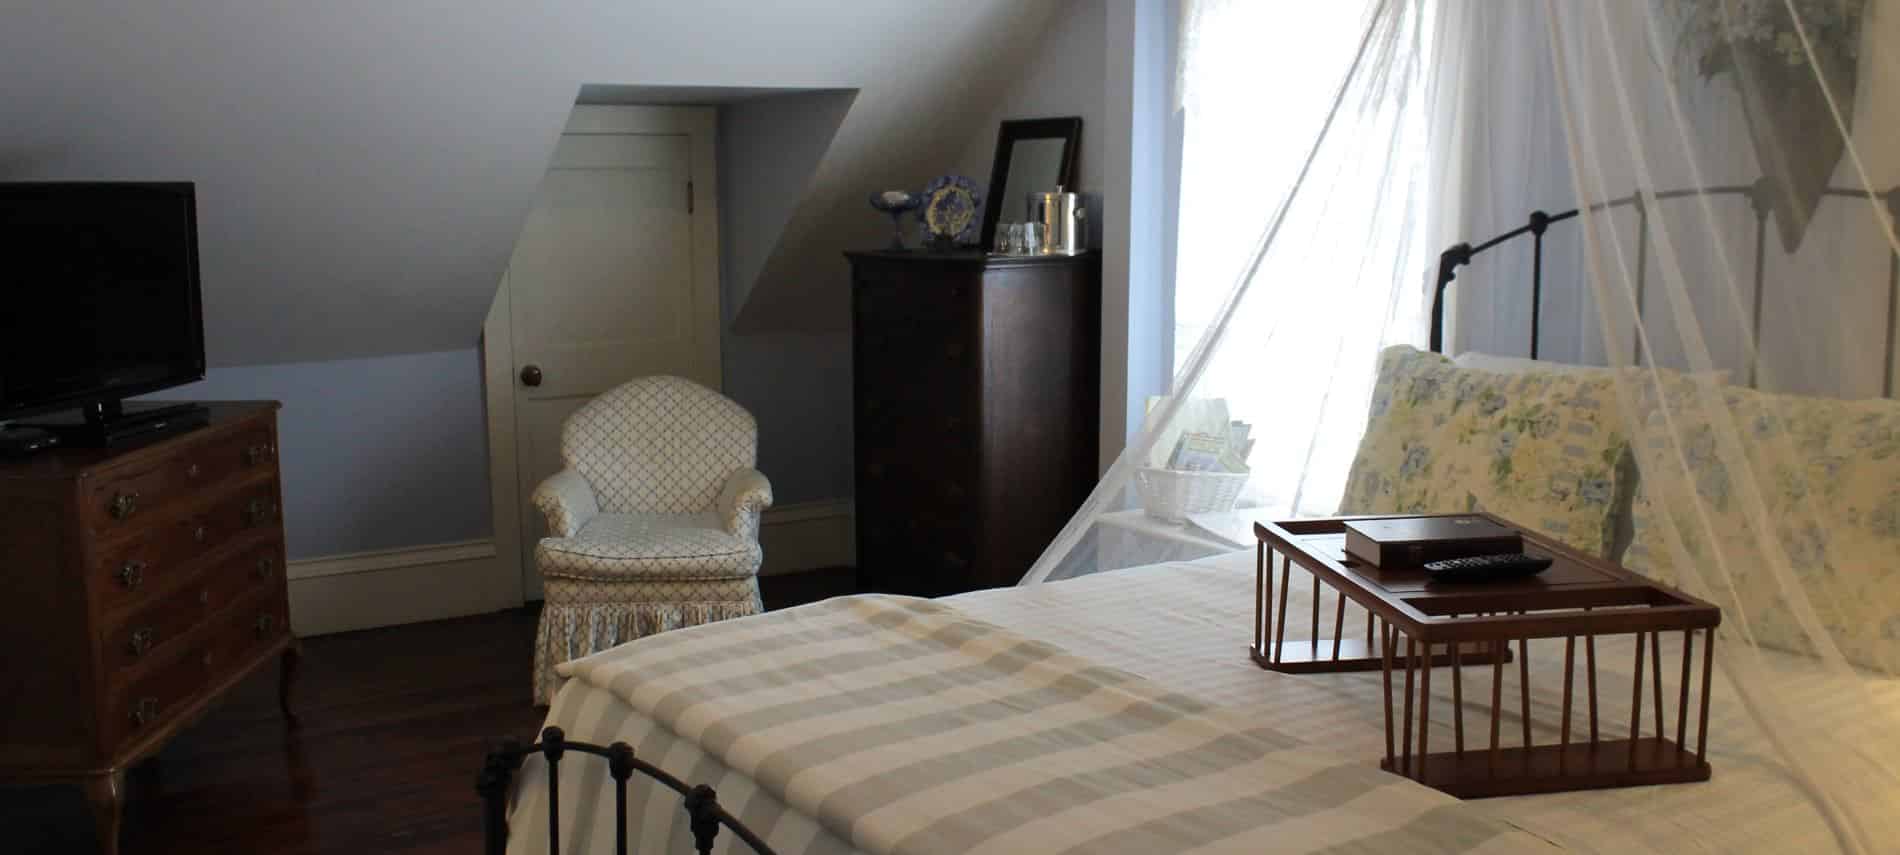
[477,737,524,855]
[684,784,723,855]
[1430,242,1474,353]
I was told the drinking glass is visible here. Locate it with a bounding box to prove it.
[1023,222,1045,255]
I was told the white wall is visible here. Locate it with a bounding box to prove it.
[1100,0,1181,469]
[956,0,1109,232]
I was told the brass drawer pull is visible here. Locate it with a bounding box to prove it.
[243,498,277,527]
[118,560,146,591]
[193,524,209,543]
[255,556,275,579]
[128,627,156,657]
[255,613,278,638]
[186,462,202,479]
[129,697,159,727]
[108,491,140,521]
[242,443,274,466]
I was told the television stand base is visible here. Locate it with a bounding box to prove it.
[19,401,211,448]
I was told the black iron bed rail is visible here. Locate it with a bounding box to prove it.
[1428,178,1900,395]
[478,726,781,855]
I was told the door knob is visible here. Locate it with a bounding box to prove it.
[520,365,543,387]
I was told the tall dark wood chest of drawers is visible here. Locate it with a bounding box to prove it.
[847,250,1100,596]
[0,402,297,855]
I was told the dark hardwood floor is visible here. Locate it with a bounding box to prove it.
[3,567,857,854]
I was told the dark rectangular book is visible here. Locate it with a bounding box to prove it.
[1342,515,1522,570]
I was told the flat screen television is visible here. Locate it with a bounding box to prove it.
[0,182,206,439]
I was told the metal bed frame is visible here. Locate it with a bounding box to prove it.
[1428,178,1900,396]
[478,726,780,855]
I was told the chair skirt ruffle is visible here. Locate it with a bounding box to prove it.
[533,575,763,705]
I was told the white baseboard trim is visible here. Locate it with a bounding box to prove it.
[287,539,514,637]
[285,501,854,634]
[759,499,854,576]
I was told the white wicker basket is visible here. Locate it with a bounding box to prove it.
[1134,467,1249,523]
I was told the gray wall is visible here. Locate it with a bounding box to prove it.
[141,349,490,560]
[1,1,1060,367]
[717,91,861,504]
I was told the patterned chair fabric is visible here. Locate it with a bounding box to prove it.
[564,375,758,515]
[530,375,773,704]
[535,512,763,580]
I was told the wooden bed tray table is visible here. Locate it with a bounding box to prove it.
[1252,514,1721,798]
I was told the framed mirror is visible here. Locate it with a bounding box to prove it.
[980,116,1081,249]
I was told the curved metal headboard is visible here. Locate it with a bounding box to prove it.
[1429,180,1900,395]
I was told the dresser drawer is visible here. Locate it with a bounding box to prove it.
[83,425,276,530]
[104,579,209,673]
[202,592,288,690]
[108,643,205,752]
[93,484,282,611]
[102,536,282,669]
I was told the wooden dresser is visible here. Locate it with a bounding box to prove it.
[846,250,1100,596]
[0,402,297,855]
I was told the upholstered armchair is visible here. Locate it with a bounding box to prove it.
[529,375,772,704]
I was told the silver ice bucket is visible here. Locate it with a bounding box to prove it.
[1027,187,1087,255]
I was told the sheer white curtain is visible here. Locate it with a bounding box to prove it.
[1023,0,1448,584]
[1170,0,1441,517]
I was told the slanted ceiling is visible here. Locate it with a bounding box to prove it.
[1,0,1061,365]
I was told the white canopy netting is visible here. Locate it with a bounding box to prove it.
[1023,1,1898,849]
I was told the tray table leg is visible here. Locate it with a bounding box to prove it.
[1381,622,1395,767]
[1401,635,1416,778]
[1418,639,1432,785]
[1451,635,1464,755]
[1651,631,1665,739]
[1560,636,1575,774]
[1697,628,1714,762]
[1676,629,1693,767]
[1630,631,1647,767]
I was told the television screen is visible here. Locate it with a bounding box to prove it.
[0,182,205,421]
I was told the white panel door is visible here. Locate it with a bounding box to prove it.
[500,106,721,599]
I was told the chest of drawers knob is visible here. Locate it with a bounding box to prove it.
[118,560,146,591]
[198,589,210,606]
[108,491,140,521]
[255,556,275,579]
[242,444,273,466]
[128,628,156,658]
[255,613,277,638]
[193,524,208,543]
[186,463,202,479]
[129,697,159,727]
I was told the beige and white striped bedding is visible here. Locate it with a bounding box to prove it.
[513,593,1544,854]
[512,553,1900,854]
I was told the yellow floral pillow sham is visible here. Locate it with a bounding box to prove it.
[1338,346,1635,558]
[1623,386,1900,673]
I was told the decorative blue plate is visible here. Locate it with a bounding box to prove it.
[921,174,982,246]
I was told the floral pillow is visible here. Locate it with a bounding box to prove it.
[1338,345,1635,558]
[1623,386,1900,673]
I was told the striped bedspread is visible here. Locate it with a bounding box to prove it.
[553,594,1548,854]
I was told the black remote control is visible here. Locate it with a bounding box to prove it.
[1422,552,1553,583]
